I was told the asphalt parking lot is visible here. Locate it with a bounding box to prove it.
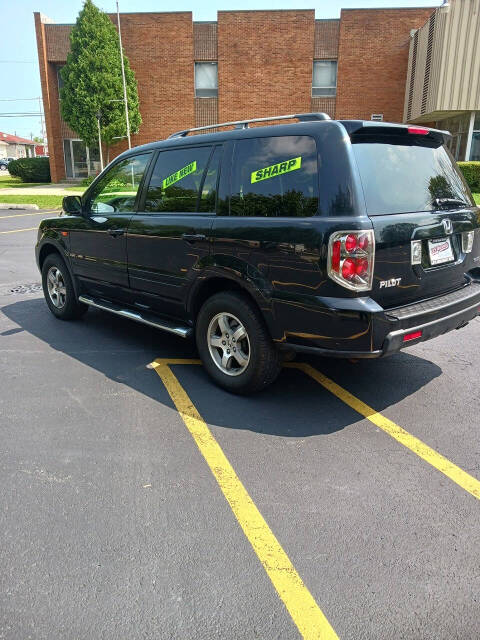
[1,209,479,640]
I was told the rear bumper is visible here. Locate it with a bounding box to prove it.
[381,297,479,355]
[279,280,480,359]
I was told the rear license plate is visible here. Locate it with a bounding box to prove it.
[428,237,454,266]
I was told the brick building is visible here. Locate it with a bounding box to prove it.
[35,6,438,183]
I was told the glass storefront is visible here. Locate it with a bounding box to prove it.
[470,113,480,161]
[438,113,470,161]
[435,112,480,162]
[63,139,101,178]
[471,133,480,161]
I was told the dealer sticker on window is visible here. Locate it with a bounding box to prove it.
[251,157,302,184]
[428,237,454,266]
[162,161,197,189]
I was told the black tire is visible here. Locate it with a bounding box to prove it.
[0,164,7,171]
[196,291,281,394]
[41,253,88,320]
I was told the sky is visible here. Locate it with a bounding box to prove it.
[1,0,440,140]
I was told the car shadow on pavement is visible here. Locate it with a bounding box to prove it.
[2,297,442,438]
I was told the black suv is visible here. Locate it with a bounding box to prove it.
[36,113,480,393]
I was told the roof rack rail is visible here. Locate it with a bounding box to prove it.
[168,112,331,139]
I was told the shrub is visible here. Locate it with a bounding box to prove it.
[81,175,95,187]
[6,160,21,178]
[457,161,480,192]
[8,157,51,183]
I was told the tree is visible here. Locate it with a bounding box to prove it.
[60,0,141,161]
[33,136,44,143]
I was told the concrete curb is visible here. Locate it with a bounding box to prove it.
[0,203,39,210]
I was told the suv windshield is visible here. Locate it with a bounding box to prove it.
[351,131,474,215]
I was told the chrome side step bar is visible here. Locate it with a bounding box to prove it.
[78,295,192,338]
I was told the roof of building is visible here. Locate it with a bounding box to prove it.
[0,132,36,145]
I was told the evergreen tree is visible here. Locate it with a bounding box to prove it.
[60,0,141,158]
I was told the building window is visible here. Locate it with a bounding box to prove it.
[195,62,218,98]
[312,60,337,97]
[57,65,64,91]
[440,112,470,161]
[470,112,480,161]
[63,139,101,179]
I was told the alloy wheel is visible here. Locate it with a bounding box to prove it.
[207,312,250,376]
[46,266,67,309]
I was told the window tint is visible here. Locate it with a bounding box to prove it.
[195,62,218,98]
[352,134,474,215]
[229,136,319,217]
[145,146,214,213]
[88,153,151,213]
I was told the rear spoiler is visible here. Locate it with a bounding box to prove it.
[339,120,451,143]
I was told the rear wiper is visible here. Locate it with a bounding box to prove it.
[432,197,469,209]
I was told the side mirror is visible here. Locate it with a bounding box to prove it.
[62,195,83,215]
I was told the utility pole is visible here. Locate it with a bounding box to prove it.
[116,1,131,149]
[38,96,47,155]
[96,111,104,171]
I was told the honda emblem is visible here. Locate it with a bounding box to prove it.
[443,219,453,235]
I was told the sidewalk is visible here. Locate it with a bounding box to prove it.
[0,184,81,196]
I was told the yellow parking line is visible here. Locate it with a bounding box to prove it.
[0,210,57,219]
[151,358,338,640]
[0,226,38,235]
[289,362,480,501]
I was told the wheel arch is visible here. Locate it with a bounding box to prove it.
[38,241,79,297]
[38,242,63,270]
[187,274,280,340]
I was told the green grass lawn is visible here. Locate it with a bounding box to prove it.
[0,195,63,209]
[66,185,86,192]
[0,175,48,189]
[473,193,480,205]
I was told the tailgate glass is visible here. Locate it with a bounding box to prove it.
[351,130,474,215]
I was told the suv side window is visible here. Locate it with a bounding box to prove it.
[88,153,151,213]
[145,146,218,213]
[229,136,319,217]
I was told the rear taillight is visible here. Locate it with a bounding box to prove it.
[327,230,375,291]
[408,126,429,135]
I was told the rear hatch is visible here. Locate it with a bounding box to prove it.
[348,123,479,308]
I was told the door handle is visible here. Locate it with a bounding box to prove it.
[108,228,125,237]
[182,233,206,243]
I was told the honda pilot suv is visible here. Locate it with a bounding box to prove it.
[36,113,480,393]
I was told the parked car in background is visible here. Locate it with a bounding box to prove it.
[36,113,480,394]
[0,158,9,171]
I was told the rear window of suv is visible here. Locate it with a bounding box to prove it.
[351,130,474,215]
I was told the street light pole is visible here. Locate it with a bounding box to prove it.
[116,0,131,149]
[96,111,104,171]
[39,96,47,155]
